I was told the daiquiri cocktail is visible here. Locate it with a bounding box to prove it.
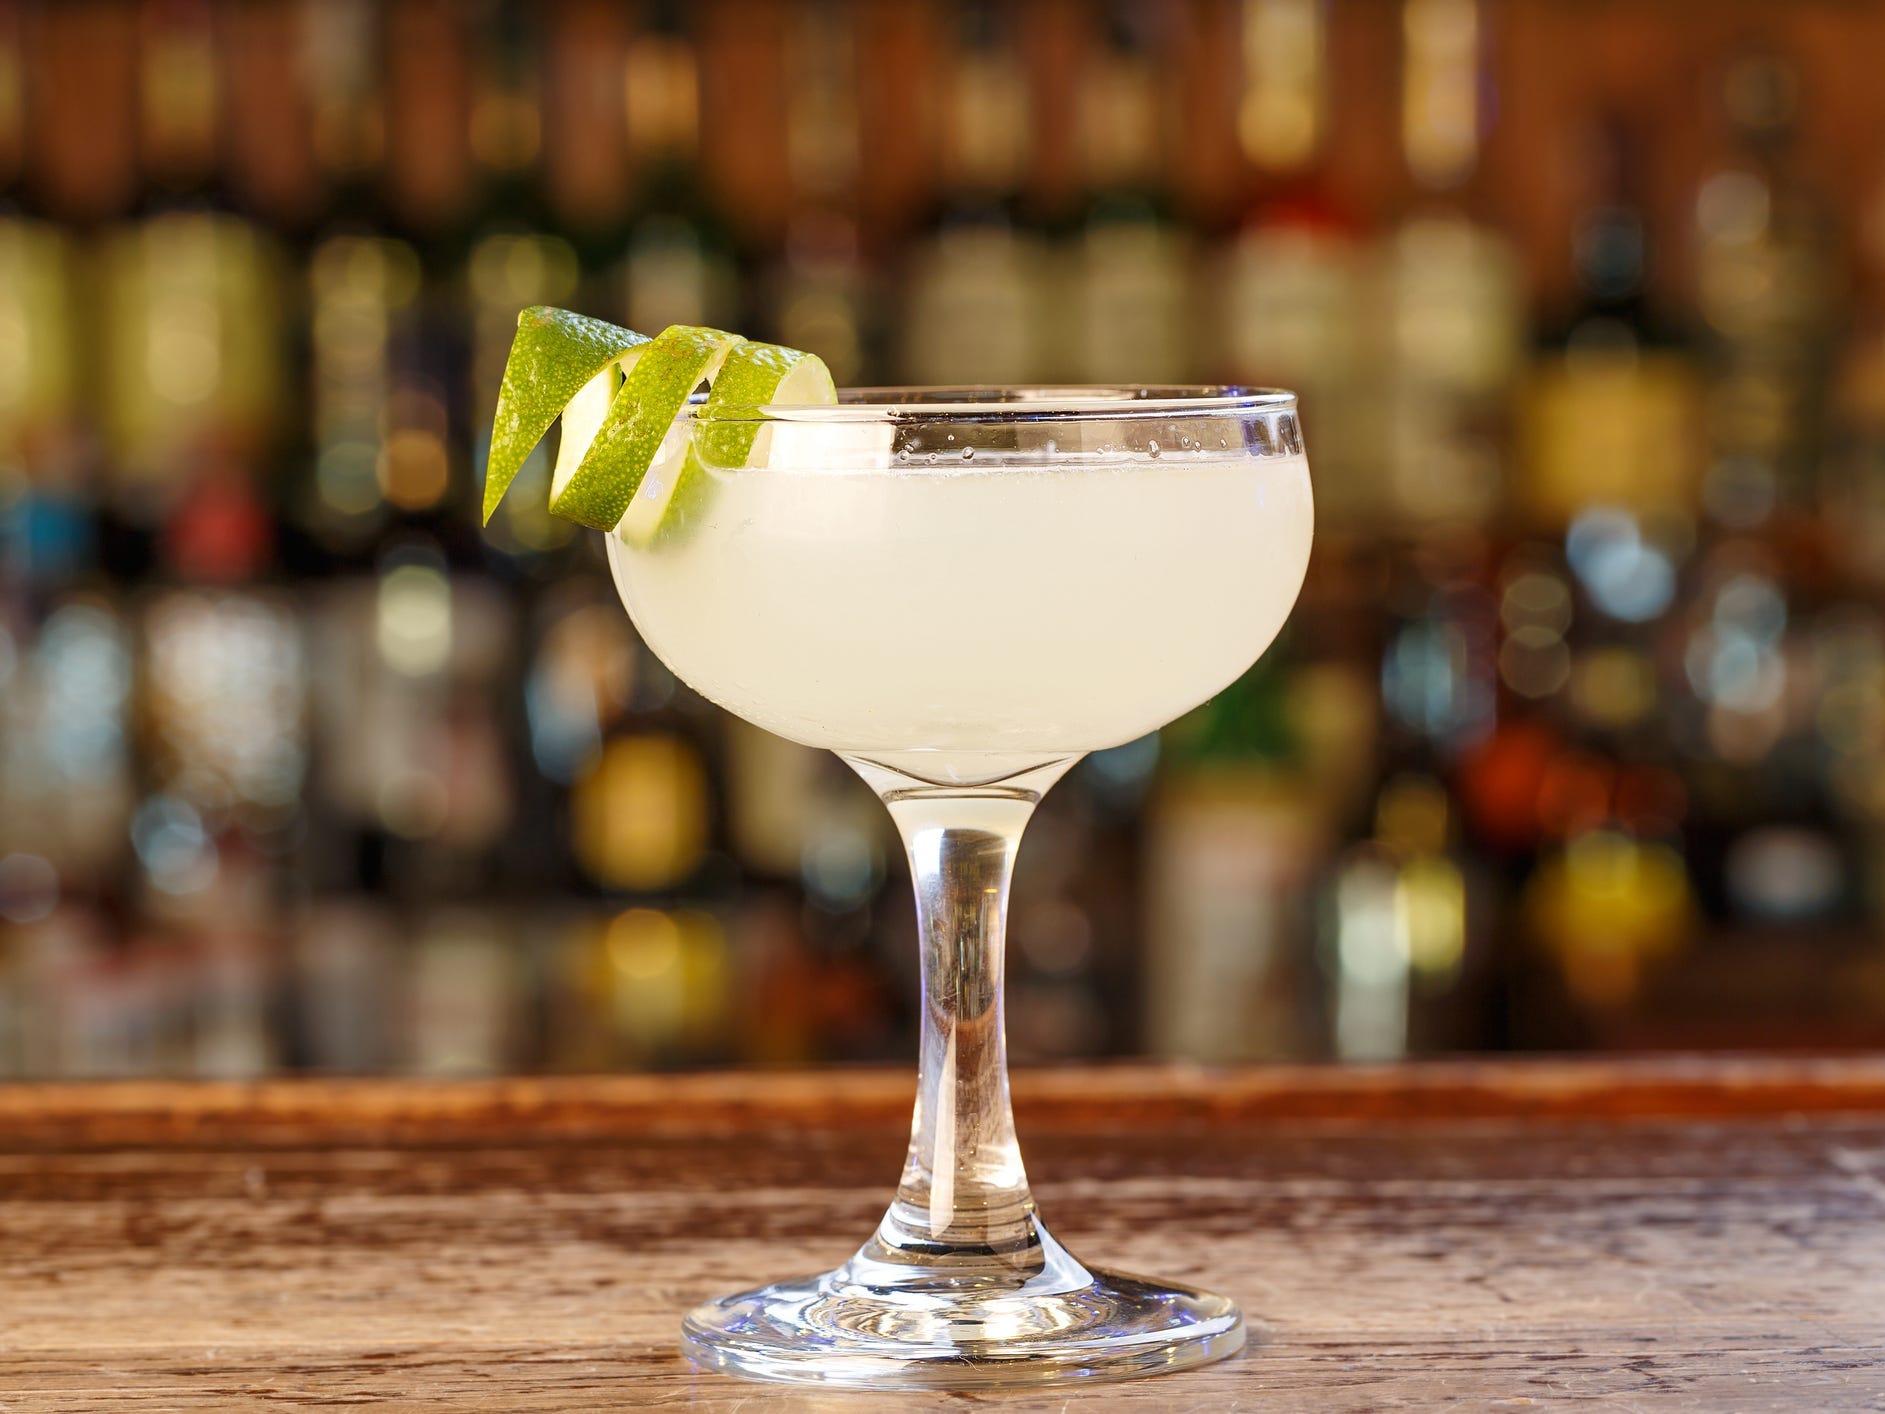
[486,314,1312,1389]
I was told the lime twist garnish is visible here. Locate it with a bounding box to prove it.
[483,307,836,546]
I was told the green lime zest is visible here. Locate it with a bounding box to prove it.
[483,306,649,525]
[694,340,838,472]
[548,324,739,531]
[613,340,838,550]
[484,310,841,546]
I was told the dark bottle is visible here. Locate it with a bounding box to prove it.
[1692,50,1838,526]
[618,0,739,338]
[106,0,283,574]
[898,0,1048,387]
[0,1,95,594]
[1063,1,1190,386]
[1521,117,1703,529]
[766,2,874,384]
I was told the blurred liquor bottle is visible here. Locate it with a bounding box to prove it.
[304,231,429,554]
[1522,825,1696,1025]
[559,839,740,1070]
[721,892,820,1065]
[1378,541,1497,763]
[219,0,322,235]
[1483,104,1699,798]
[0,601,136,902]
[1499,117,1701,1038]
[8,0,116,602]
[536,0,625,278]
[1669,56,1843,955]
[1520,117,1702,527]
[0,0,91,595]
[1218,0,1371,522]
[1320,773,1483,1059]
[105,0,305,1053]
[304,0,384,216]
[383,0,476,258]
[403,906,521,1074]
[224,0,391,571]
[308,11,519,1008]
[312,550,515,875]
[1692,51,1837,528]
[1819,162,1885,915]
[1826,179,1885,592]
[739,720,899,1064]
[306,0,526,558]
[389,3,530,949]
[25,0,138,225]
[1361,541,1499,1049]
[551,901,733,1070]
[103,0,285,546]
[296,0,408,553]
[381,0,552,575]
[1,0,112,934]
[177,849,279,1078]
[1143,655,1324,1062]
[618,1,739,337]
[132,562,307,1064]
[500,584,617,1032]
[0,0,15,204]
[138,581,308,829]
[553,619,739,1065]
[722,705,894,1059]
[898,0,1048,386]
[1475,101,1699,1023]
[1063,1,1190,385]
[298,547,515,1074]
[292,898,397,1072]
[1376,0,1523,530]
[568,683,716,909]
[28,310,134,1166]
[769,1,873,384]
[1467,517,1704,1042]
[1003,776,1116,1062]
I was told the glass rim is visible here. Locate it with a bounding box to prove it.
[679,384,1298,425]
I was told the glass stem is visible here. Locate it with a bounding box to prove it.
[893,792,1033,1252]
[842,759,1082,1279]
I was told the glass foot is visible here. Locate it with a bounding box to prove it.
[681,1262,1244,1390]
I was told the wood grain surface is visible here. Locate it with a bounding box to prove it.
[2,1058,1883,1410]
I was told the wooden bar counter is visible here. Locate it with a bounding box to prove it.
[3,1057,1884,1410]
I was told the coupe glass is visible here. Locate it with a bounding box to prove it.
[604,386,1312,1388]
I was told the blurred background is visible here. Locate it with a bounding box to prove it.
[3,0,1885,1078]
